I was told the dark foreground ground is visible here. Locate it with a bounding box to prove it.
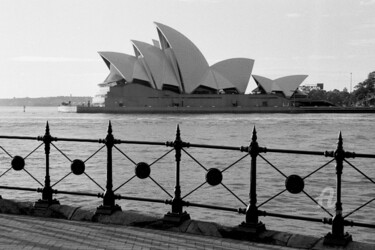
[0,199,374,250]
[0,213,293,250]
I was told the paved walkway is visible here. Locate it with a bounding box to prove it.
[0,214,295,250]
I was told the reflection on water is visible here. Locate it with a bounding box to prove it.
[0,106,374,244]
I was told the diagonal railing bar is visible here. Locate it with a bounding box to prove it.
[149,148,174,167]
[258,189,287,208]
[148,175,173,198]
[84,172,104,191]
[344,198,375,219]
[114,145,136,165]
[0,167,12,179]
[83,145,106,163]
[113,175,136,192]
[182,148,208,171]
[303,159,335,180]
[51,172,72,188]
[51,143,72,162]
[302,190,333,217]
[220,182,247,206]
[22,168,43,186]
[24,143,44,160]
[344,159,375,185]
[258,154,288,178]
[0,146,13,158]
[222,154,249,173]
[182,181,206,199]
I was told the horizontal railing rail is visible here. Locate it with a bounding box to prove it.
[0,121,374,246]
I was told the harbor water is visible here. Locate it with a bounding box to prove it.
[0,106,374,244]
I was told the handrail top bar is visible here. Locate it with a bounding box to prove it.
[53,137,102,143]
[0,135,38,140]
[265,148,327,156]
[1,134,375,158]
[117,140,166,146]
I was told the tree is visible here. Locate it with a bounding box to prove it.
[307,89,327,100]
[353,71,375,106]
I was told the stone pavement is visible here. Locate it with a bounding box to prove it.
[0,214,293,250]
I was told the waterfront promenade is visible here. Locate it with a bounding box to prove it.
[0,213,291,250]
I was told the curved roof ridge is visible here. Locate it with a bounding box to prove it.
[154,22,210,93]
[252,75,273,93]
[274,75,308,98]
[131,40,180,91]
[98,51,137,82]
[253,74,308,98]
[211,58,254,94]
[211,70,236,91]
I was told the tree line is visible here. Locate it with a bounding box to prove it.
[306,71,375,107]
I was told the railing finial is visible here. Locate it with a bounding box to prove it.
[338,131,343,149]
[176,124,181,141]
[45,121,50,136]
[252,126,257,142]
[108,120,113,135]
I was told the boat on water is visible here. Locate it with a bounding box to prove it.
[58,101,77,113]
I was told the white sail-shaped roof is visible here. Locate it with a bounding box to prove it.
[131,40,180,91]
[253,75,308,98]
[211,58,254,94]
[99,22,256,95]
[132,59,150,83]
[274,75,308,98]
[98,51,137,82]
[252,75,274,93]
[102,64,124,84]
[155,22,211,93]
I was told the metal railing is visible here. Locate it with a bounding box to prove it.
[0,121,374,246]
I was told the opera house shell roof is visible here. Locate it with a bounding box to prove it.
[252,75,308,98]
[98,22,255,95]
[97,22,308,105]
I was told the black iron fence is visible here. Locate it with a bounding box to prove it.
[0,121,374,246]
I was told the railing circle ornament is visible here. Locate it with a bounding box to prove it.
[135,162,151,179]
[11,155,25,171]
[71,159,85,175]
[285,174,304,194]
[206,168,223,186]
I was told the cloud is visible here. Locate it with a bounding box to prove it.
[12,56,100,63]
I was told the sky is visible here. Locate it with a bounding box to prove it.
[0,0,374,98]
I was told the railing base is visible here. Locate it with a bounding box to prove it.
[163,212,190,224]
[239,221,266,234]
[34,199,60,210]
[95,204,122,215]
[323,232,352,246]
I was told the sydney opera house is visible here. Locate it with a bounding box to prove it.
[87,22,311,113]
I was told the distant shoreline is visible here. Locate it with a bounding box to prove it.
[0,96,92,107]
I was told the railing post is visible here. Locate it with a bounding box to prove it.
[164,125,190,224]
[324,132,352,245]
[35,122,59,209]
[240,126,265,233]
[96,121,121,215]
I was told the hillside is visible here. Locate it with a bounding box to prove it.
[0,96,92,107]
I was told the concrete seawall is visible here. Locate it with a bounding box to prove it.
[0,198,374,250]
